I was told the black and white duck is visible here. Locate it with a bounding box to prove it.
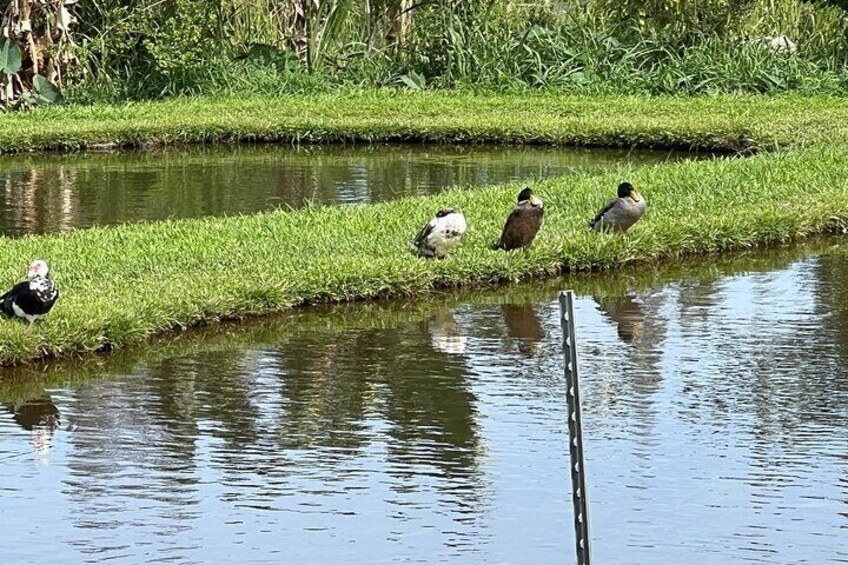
[0,260,59,323]
[589,181,646,233]
[412,208,468,259]
[494,187,544,251]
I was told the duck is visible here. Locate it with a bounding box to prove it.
[0,260,59,323]
[494,187,544,251]
[412,208,467,259]
[589,181,646,233]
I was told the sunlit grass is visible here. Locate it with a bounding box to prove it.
[0,235,831,395]
[2,91,848,153]
[0,145,846,364]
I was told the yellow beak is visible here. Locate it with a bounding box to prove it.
[630,191,642,202]
[530,195,541,206]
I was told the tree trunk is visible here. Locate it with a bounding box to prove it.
[386,0,414,53]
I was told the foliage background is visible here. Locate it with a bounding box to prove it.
[8,0,848,101]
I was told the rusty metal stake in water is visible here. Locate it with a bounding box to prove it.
[559,290,592,565]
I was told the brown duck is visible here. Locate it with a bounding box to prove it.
[494,187,544,251]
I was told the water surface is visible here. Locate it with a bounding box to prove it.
[1,243,846,564]
[0,144,699,236]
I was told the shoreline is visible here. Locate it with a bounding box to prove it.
[2,92,848,154]
[0,145,845,366]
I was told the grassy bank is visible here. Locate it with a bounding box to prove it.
[3,92,848,154]
[0,237,829,391]
[0,145,847,365]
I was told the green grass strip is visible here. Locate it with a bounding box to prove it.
[0,145,846,364]
[2,91,848,153]
[0,238,826,393]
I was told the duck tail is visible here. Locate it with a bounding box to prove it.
[0,293,12,318]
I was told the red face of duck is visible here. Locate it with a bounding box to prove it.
[27,260,49,280]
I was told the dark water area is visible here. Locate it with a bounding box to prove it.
[1,242,847,564]
[0,143,700,237]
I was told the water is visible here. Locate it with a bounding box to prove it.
[0,143,699,236]
[2,243,846,564]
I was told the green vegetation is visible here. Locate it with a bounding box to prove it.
[65,0,848,99]
[0,145,846,365]
[0,235,831,391]
[2,91,848,153]
[0,0,841,106]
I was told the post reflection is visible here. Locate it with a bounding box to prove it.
[1,243,848,564]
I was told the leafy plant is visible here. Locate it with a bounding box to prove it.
[0,39,23,75]
[0,38,24,105]
[33,75,66,105]
[0,0,76,110]
[396,70,425,90]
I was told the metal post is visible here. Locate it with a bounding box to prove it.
[559,290,592,565]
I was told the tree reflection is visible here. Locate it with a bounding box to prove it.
[0,144,684,237]
[271,320,480,480]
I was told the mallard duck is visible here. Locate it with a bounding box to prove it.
[589,182,646,233]
[0,260,59,323]
[494,187,544,251]
[413,208,467,259]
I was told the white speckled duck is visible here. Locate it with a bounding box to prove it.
[0,260,59,323]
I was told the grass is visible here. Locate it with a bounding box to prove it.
[0,145,847,365]
[4,91,848,153]
[0,235,830,395]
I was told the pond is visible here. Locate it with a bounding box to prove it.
[1,242,846,564]
[0,143,701,236]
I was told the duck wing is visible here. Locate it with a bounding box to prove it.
[413,217,437,247]
[0,281,30,317]
[30,277,59,306]
[496,204,543,250]
[589,197,618,228]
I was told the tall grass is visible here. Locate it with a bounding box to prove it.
[0,145,847,365]
[68,0,848,99]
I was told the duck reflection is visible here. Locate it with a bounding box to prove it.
[593,293,645,343]
[501,302,545,356]
[5,392,60,453]
[425,309,469,355]
[271,322,480,480]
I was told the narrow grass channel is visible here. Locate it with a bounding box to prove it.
[2,92,848,153]
[0,146,846,365]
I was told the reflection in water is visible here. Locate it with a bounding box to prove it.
[592,293,645,343]
[3,392,59,454]
[426,310,469,355]
[1,244,848,563]
[500,303,545,356]
[0,144,699,236]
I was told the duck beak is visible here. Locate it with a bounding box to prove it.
[529,195,541,206]
[630,191,642,202]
